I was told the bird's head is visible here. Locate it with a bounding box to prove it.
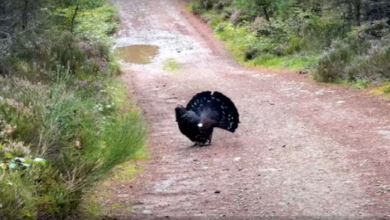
[175,104,187,121]
[175,104,186,113]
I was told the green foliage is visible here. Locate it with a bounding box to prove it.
[201,11,224,28]
[0,171,39,219]
[9,30,112,82]
[0,72,146,220]
[215,22,258,60]
[198,0,343,69]
[214,19,320,68]
[249,53,319,70]
[189,0,230,14]
[79,0,107,9]
[60,0,107,9]
[190,0,390,82]
[75,6,119,43]
[0,0,146,219]
[188,0,205,14]
[234,0,273,21]
[351,79,370,89]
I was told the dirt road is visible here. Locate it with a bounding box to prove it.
[108,0,390,218]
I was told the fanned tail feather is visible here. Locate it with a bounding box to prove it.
[186,91,239,132]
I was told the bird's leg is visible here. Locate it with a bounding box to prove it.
[209,133,213,145]
[197,141,208,147]
[207,133,213,146]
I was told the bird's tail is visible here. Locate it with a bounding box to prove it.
[186,91,239,132]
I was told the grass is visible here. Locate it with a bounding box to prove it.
[0,1,147,219]
[74,5,119,43]
[80,144,148,217]
[110,163,144,181]
[69,77,147,218]
[370,83,390,99]
[212,20,320,71]
[350,79,370,90]
[163,58,180,72]
[247,54,320,70]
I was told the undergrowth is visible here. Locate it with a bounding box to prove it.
[0,1,146,219]
[189,0,390,86]
[193,6,330,71]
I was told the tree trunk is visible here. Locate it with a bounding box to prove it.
[22,0,29,30]
[70,3,79,33]
[262,6,269,22]
[346,1,353,22]
[354,0,361,26]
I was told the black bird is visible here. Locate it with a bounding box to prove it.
[175,91,239,146]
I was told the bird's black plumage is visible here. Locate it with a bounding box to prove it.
[175,91,239,146]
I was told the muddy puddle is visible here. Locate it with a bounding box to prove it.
[115,45,159,64]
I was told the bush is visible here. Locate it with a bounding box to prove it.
[346,43,390,81]
[314,39,359,82]
[189,0,230,14]
[215,22,259,60]
[0,77,49,144]
[314,35,390,83]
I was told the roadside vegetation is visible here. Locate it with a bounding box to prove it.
[189,0,390,93]
[0,0,146,219]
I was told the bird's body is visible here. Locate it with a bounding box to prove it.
[175,91,239,146]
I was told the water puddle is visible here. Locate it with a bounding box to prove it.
[115,45,159,64]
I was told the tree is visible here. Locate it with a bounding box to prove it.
[234,0,274,21]
[0,0,49,74]
[364,0,390,23]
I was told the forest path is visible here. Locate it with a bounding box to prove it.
[105,0,390,218]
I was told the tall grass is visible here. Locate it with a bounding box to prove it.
[0,1,146,219]
[0,71,146,219]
